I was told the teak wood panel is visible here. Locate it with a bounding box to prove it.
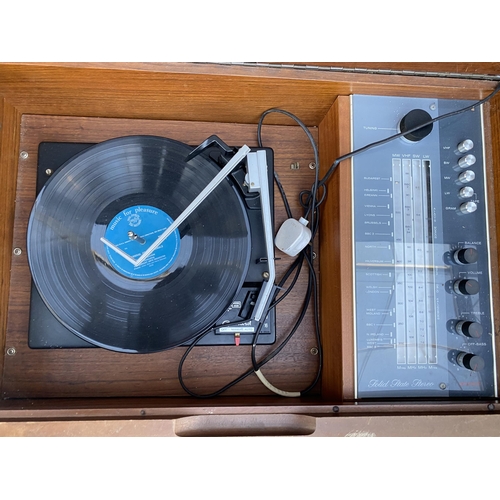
[0,63,496,128]
[15,62,500,77]
[487,92,500,386]
[0,395,496,421]
[276,62,500,76]
[469,101,500,395]
[0,63,500,422]
[0,100,22,391]
[318,97,354,401]
[2,114,321,399]
[4,412,500,437]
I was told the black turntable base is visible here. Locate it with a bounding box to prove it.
[28,139,276,352]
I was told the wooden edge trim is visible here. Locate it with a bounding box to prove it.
[0,99,21,394]
[318,95,354,400]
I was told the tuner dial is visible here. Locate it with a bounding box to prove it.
[455,320,483,338]
[457,139,474,153]
[458,154,476,168]
[459,201,477,214]
[453,247,478,265]
[399,109,433,142]
[456,351,485,371]
[458,186,474,199]
[453,278,479,295]
[458,170,475,184]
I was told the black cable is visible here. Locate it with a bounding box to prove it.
[273,170,293,219]
[252,254,313,371]
[177,319,259,399]
[177,137,314,398]
[294,83,500,396]
[298,247,322,395]
[247,84,500,397]
[271,252,304,307]
[255,109,324,395]
[249,253,306,369]
[177,232,306,398]
[179,83,500,398]
[249,241,322,395]
[318,82,500,189]
[257,108,321,225]
[180,245,321,399]
[300,183,327,216]
[178,230,315,397]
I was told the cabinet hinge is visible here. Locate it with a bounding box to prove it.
[211,62,500,82]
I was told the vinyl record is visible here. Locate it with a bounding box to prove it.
[27,135,251,353]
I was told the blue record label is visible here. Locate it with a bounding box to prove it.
[104,205,180,279]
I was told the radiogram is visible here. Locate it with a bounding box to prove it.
[3,64,500,435]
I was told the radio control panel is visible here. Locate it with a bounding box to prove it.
[351,95,496,398]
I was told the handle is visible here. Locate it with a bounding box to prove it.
[174,414,316,437]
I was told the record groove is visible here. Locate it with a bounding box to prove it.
[28,136,251,353]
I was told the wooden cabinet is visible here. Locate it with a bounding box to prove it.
[1,63,500,436]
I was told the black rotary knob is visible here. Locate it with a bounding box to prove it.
[453,278,480,295]
[453,247,479,265]
[455,320,483,338]
[456,351,485,371]
[399,109,434,142]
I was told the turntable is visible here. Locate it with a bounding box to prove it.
[27,135,277,353]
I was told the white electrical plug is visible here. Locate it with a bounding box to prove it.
[274,217,312,256]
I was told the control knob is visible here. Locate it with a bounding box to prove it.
[457,139,474,153]
[453,247,478,265]
[453,278,479,295]
[456,351,485,371]
[455,320,483,338]
[459,201,477,214]
[458,170,475,184]
[458,154,476,168]
[458,186,474,199]
[399,109,433,142]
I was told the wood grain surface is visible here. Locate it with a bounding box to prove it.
[3,412,500,437]
[1,63,499,420]
[0,100,22,397]
[0,64,496,128]
[489,90,500,383]
[276,62,500,76]
[10,61,500,77]
[2,114,321,400]
[318,97,355,401]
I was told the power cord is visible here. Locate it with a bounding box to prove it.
[178,81,500,398]
[318,83,500,190]
[244,82,500,397]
